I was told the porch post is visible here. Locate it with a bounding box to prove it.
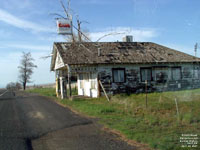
[68,74,72,97]
[56,77,59,97]
[66,64,72,97]
[60,77,64,99]
[60,77,67,99]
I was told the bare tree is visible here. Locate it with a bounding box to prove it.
[15,82,22,90]
[6,82,16,90]
[18,52,37,90]
[6,82,22,90]
[57,0,91,42]
[64,29,91,42]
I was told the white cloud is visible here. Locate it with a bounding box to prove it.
[0,9,54,33]
[0,51,54,88]
[163,43,194,56]
[90,27,158,42]
[0,52,21,87]
[2,0,31,10]
[0,43,52,52]
[8,44,52,51]
[0,29,12,38]
[37,34,65,42]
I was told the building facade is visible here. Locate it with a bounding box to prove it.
[51,42,200,98]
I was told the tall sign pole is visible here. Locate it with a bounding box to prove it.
[194,43,198,57]
[57,0,73,99]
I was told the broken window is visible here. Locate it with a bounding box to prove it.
[154,67,168,83]
[112,68,125,83]
[183,67,192,78]
[194,69,199,79]
[171,67,181,80]
[140,68,152,82]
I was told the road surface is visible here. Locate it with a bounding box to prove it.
[0,91,138,150]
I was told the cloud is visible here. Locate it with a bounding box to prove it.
[0,9,54,33]
[0,51,54,88]
[7,44,52,51]
[90,27,158,42]
[0,29,12,38]
[0,42,52,52]
[163,43,194,56]
[2,0,31,10]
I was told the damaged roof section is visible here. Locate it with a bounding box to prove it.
[52,42,200,67]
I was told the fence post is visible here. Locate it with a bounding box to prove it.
[174,98,180,120]
[145,80,148,108]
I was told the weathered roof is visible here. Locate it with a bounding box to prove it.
[51,42,200,70]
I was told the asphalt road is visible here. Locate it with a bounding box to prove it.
[0,91,138,150]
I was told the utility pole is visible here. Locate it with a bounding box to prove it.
[194,43,198,57]
[77,18,82,42]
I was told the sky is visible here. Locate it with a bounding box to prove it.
[0,0,200,88]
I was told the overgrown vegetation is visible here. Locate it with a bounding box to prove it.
[27,88,200,150]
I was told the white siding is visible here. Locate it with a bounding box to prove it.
[55,52,65,70]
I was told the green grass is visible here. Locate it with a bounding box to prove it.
[27,87,78,97]
[27,88,56,97]
[27,88,200,150]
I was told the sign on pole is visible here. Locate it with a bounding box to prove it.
[57,18,73,35]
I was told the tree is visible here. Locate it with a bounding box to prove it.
[55,0,91,42]
[65,29,91,42]
[18,52,37,90]
[15,82,22,90]
[6,82,16,90]
[6,82,22,90]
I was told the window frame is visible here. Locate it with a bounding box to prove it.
[171,67,182,80]
[112,68,126,83]
[140,67,153,82]
[153,66,169,83]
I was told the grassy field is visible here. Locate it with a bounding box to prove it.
[27,88,200,150]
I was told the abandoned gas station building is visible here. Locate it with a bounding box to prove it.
[50,41,200,98]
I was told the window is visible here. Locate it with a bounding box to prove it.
[140,68,152,82]
[171,67,181,80]
[193,68,200,79]
[112,68,125,83]
[84,73,89,81]
[194,70,198,79]
[154,67,168,83]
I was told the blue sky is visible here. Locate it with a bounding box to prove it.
[0,0,200,88]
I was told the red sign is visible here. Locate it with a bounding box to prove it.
[58,23,71,28]
[57,18,72,35]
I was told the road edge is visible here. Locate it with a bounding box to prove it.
[26,92,152,150]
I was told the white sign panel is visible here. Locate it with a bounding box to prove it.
[57,18,73,35]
